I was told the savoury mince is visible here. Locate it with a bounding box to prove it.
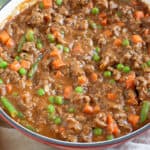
[0,0,150,142]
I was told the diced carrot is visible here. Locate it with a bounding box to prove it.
[107,93,117,101]
[117,22,125,27]
[128,114,139,127]
[93,105,100,113]
[113,125,120,136]
[64,86,73,99]
[127,98,138,105]
[126,73,135,89]
[107,114,120,135]
[119,76,125,83]
[50,26,57,33]
[99,12,107,18]
[83,104,93,114]
[59,127,65,133]
[104,30,112,37]
[6,38,15,48]
[107,114,114,124]
[132,35,143,43]
[101,18,107,26]
[20,60,31,69]
[43,0,52,8]
[9,60,21,71]
[144,29,149,35]
[52,59,66,69]
[78,75,87,85]
[72,43,83,54]
[40,48,45,53]
[132,0,138,6]
[134,11,144,20]
[107,114,115,134]
[90,72,98,82]
[53,30,61,39]
[55,71,63,78]
[113,39,122,46]
[0,46,3,52]
[87,2,93,9]
[6,84,12,93]
[50,50,61,58]
[0,31,10,44]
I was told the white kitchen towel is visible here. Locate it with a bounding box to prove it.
[108,130,150,150]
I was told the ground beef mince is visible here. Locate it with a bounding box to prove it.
[0,0,150,143]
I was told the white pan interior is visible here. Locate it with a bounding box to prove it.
[0,0,149,29]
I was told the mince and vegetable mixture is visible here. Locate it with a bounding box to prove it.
[0,0,150,142]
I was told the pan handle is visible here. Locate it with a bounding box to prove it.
[0,108,12,128]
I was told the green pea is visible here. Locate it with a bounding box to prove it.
[146,60,150,67]
[122,39,130,47]
[39,2,44,9]
[0,78,3,84]
[91,7,99,15]
[109,79,116,84]
[48,96,55,104]
[116,11,122,17]
[92,53,100,62]
[47,34,55,43]
[25,30,34,42]
[123,66,131,73]
[124,106,129,111]
[68,107,75,113]
[17,112,24,119]
[95,47,101,53]
[75,86,84,94]
[54,116,62,125]
[97,25,103,30]
[55,96,64,105]
[56,0,63,6]
[93,128,103,136]
[15,56,21,61]
[19,68,27,76]
[141,63,148,69]
[90,22,97,29]
[61,30,65,35]
[104,71,112,78]
[117,63,124,71]
[56,44,64,51]
[0,60,8,69]
[12,92,18,97]
[48,104,55,114]
[36,42,43,49]
[63,47,70,53]
[48,113,56,120]
[106,135,114,140]
[37,88,45,96]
